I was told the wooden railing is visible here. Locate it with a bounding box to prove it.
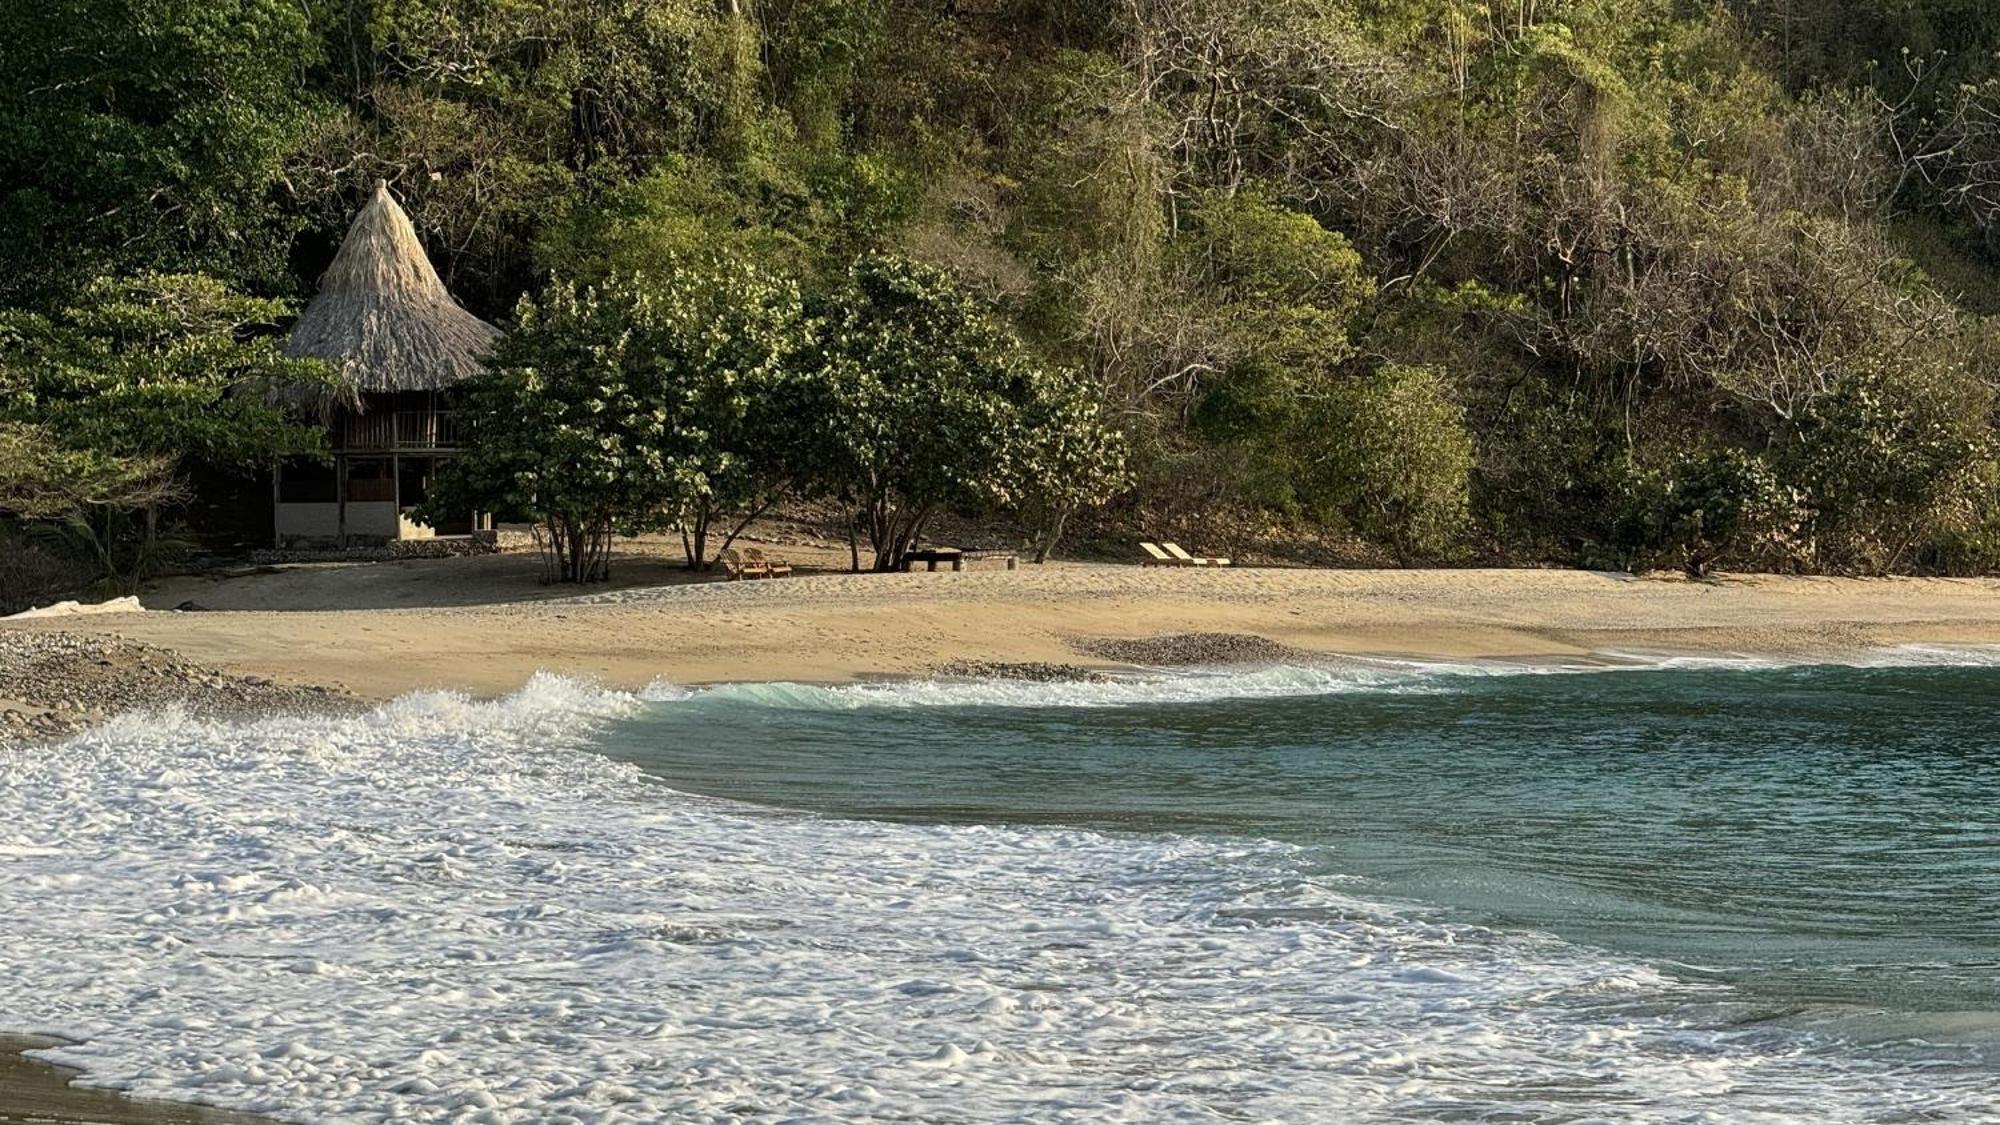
[338,411,462,452]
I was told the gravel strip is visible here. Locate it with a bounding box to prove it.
[931,659,1110,683]
[1070,632,1303,666]
[0,631,357,746]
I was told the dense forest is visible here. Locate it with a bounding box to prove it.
[8,0,2000,593]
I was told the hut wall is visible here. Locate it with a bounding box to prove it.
[275,501,341,542]
[397,512,438,540]
[275,500,401,545]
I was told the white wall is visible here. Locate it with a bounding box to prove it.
[345,502,400,539]
[275,502,339,541]
[275,501,401,544]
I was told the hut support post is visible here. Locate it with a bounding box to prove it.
[271,460,282,549]
[336,452,347,548]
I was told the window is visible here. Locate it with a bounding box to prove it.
[277,457,337,503]
[345,458,397,502]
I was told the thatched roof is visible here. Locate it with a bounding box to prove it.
[285,180,500,396]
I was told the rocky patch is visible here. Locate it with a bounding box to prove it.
[932,659,1110,683]
[1071,632,1303,667]
[0,631,356,746]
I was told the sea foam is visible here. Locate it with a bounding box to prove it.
[1,671,1994,1122]
[672,643,2000,714]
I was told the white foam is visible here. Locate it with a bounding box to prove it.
[2,679,1993,1122]
[689,663,1434,711]
[672,644,2000,713]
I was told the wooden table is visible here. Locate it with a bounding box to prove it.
[902,548,965,572]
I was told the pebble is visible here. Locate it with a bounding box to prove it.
[932,660,1109,683]
[0,631,357,747]
[1071,632,1303,667]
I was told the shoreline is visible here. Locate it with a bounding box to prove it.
[0,1036,271,1124]
[6,565,2000,722]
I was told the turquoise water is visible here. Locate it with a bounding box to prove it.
[600,661,2000,1047]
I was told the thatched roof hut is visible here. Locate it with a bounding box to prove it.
[285,180,500,399]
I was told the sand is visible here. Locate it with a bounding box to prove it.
[0,1036,270,1124]
[6,537,2000,703]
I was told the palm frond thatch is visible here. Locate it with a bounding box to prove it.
[284,180,500,400]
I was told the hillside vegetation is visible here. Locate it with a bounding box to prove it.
[8,0,2000,581]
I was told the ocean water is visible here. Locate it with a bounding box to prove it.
[2,654,1997,1122]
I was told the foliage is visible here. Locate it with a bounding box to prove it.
[0,274,330,589]
[0,275,332,466]
[13,0,2000,574]
[1784,364,1997,574]
[1608,450,1806,578]
[1298,366,1475,562]
[0,0,323,305]
[421,264,813,580]
[0,423,188,594]
[802,255,1126,570]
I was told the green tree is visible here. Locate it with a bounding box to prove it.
[535,158,813,285]
[0,274,331,588]
[1300,365,1475,562]
[423,263,814,581]
[803,255,1127,570]
[0,0,322,304]
[1786,363,1997,574]
[1015,374,1130,563]
[0,424,183,592]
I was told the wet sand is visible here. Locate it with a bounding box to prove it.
[0,1037,271,1124]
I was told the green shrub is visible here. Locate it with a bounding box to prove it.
[1300,365,1474,561]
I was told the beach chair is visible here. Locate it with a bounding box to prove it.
[1163,542,1231,567]
[745,547,793,578]
[1140,542,1182,567]
[718,548,770,580]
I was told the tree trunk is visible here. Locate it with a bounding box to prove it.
[712,497,774,562]
[537,515,613,584]
[869,500,934,571]
[682,500,710,570]
[1031,505,1072,564]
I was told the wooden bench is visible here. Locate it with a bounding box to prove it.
[902,548,965,572]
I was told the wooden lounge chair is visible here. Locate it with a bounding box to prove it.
[745,547,792,578]
[1163,542,1231,567]
[718,548,770,580]
[1140,542,1182,567]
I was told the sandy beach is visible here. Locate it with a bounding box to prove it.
[7,539,2000,708]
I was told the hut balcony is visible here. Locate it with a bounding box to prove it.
[337,409,463,453]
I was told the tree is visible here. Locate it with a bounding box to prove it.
[0,424,184,591]
[422,263,813,582]
[0,274,332,589]
[802,255,1127,571]
[0,0,322,304]
[1015,375,1130,563]
[648,261,818,570]
[535,158,813,286]
[1785,362,1997,574]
